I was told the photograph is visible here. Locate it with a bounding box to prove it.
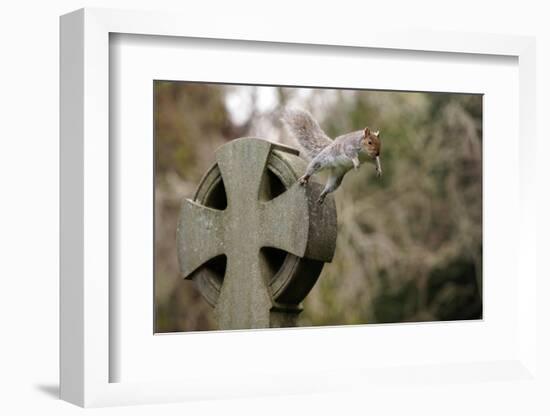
[154,81,483,332]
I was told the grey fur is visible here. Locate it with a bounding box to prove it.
[282,108,381,203]
[281,108,332,160]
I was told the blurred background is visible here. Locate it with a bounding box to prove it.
[154,81,482,332]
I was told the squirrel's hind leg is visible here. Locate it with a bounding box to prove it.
[317,171,344,204]
[298,155,326,186]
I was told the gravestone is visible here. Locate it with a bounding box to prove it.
[177,138,337,330]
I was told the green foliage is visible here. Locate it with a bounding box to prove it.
[300,90,482,326]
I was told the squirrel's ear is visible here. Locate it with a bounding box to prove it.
[364,127,371,137]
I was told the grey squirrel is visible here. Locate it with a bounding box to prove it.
[281,108,382,204]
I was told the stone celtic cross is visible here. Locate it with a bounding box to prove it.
[177,138,337,330]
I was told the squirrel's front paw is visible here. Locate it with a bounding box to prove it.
[298,175,309,186]
[376,168,383,177]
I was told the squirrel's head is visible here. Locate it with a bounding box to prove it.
[362,127,381,158]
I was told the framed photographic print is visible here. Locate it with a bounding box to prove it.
[60,8,537,407]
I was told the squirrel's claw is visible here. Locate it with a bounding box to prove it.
[298,175,309,186]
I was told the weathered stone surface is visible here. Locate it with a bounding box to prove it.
[177,138,337,330]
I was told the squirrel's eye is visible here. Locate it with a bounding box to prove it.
[368,141,372,145]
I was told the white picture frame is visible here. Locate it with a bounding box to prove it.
[60,7,537,407]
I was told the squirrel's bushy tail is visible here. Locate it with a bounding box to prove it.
[281,108,332,160]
